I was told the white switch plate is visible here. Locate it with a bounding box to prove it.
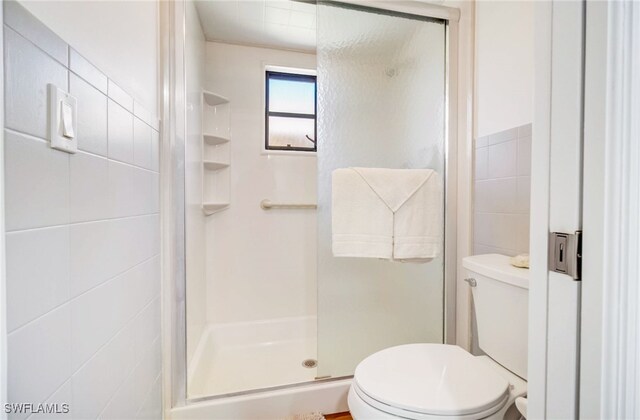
[48,84,77,153]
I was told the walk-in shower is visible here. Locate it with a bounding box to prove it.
[178,0,455,407]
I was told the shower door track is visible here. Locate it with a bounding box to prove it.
[161,0,468,412]
[186,376,352,403]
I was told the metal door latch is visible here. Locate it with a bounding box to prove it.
[549,231,582,280]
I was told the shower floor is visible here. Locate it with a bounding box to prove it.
[188,316,318,397]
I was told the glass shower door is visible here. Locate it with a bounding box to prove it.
[316,2,447,378]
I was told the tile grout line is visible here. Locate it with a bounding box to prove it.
[4,22,159,130]
[98,335,162,420]
[5,211,160,235]
[23,299,161,420]
[6,253,160,336]
[4,127,160,175]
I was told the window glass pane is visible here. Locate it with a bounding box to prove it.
[268,116,315,149]
[268,77,316,114]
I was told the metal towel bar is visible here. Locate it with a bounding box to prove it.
[260,199,317,210]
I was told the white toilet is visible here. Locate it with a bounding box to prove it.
[348,254,529,419]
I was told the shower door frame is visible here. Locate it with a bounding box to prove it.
[161,0,470,411]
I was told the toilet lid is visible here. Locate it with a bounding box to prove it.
[354,344,510,417]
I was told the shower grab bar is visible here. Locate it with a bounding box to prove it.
[260,199,317,210]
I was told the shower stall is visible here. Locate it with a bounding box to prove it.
[167,0,461,415]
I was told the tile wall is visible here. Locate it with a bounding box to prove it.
[474,124,531,256]
[4,2,161,419]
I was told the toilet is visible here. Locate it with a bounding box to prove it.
[348,254,529,419]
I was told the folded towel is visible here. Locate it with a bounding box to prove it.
[332,167,442,262]
[332,168,394,259]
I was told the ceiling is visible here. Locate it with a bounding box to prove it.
[194,0,317,53]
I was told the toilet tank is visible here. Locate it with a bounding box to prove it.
[462,254,529,379]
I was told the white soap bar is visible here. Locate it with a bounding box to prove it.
[510,253,530,268]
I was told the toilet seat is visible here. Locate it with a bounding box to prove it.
[352,344,511,419]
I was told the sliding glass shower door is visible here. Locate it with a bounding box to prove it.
[316,2,447,378]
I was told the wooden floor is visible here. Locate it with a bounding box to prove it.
[324,412,352,420]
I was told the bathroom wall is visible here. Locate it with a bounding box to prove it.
[473,2,533,257]
[19,0,158,112]
[474,124,531,256]
[3,2,161,418]
[475,1,534,138]
[185,0,207,368]
[204,42,317,325]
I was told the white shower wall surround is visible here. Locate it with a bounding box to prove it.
[3,2,162,419]
[474,124,532,256]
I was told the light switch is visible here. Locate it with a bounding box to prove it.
[48,84,77,153]
[62,102,75,138]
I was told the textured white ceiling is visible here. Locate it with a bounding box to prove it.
[195,0,317,53]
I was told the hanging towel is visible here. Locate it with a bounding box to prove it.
[332,167,442,263]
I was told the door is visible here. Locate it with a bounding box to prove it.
[529,1,584,418]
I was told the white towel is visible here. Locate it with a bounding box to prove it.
[332,167,442,263]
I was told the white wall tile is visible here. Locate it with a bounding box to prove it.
[474,125,531,257]
[4,0,68,65]
[107,99,134,164]
[7,305,72,411]
[70,273,129,371]
[517,176,531,214]
[475,146,488,181]
[5,132,69,231]
[136,373,162,420]
[134,117,153,169]
[69,48,108,94]
[98,371,138,420]
[487,126,518,145]
[487,139,517,179]
[6,226,70,332]
[4,5,161,417]
[4,27,68,139]
[475,178,518,214]
[473,243,517,257]
[515,214,530,254]
[69,220,115,297]
[151,172,160,214]
[518,123,532,138]
[134,336,161,405]
[70,73,108,156]
[134,298,161,366]
[108,160,137,217]
[474,212,519,252]
[134,101,156,129]
[150,129,160,172]
[110,215,159,276]
[517,136,532,176]
[107,79,134,112]
[109,161,156,217]
[134,256,161,313]
[29,379,72,420]
[70,152,110,223]
[71,322,135,419]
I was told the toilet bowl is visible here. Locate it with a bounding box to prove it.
[348,254,529,419]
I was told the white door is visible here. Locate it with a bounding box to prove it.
[529,1,584,418]
[532,1,640,418]
[580,1,640,418]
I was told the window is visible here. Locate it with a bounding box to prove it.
[265,70,317,152]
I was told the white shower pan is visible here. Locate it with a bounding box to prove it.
[188,316,320,397]
[172,316,350,419]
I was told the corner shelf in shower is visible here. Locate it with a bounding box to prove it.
[201,90,231,216]
[203,160,229,171]
[203,91,229,106]
[204,133,230,146]
[203,202,230,215]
